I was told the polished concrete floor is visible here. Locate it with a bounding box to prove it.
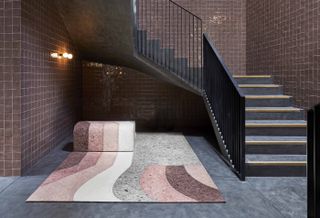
[0,134,307,218]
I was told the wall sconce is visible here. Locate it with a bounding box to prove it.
[51,52,73,60]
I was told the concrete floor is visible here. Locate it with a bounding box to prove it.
[0,134,307,218]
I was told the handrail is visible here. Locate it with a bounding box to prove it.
[168,0,202,21]
[307,104,320,218]
[135,0,203,90]
[203,33,244,96]
[203,33,246,180]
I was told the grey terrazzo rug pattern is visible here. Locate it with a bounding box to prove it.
[113,133,224,202]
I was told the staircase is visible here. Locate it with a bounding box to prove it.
[234,75,307,177]
[136,30,203,92]
[54,0,307,180]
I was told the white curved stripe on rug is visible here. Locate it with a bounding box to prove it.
[74,152,134,202]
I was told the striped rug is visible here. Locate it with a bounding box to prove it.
[27,133,224,203]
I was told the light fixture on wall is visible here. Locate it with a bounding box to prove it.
[51,52,73,60]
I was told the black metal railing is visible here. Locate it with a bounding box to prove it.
[133,0,245,180]
[203,34,246,181]
[135,0,203,90]
[307,104,320,218]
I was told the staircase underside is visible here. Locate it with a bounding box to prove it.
[53,0,200,95]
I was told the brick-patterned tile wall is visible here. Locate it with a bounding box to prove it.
[137,0,246,74]
[20,0,82,174]
[82,62,211,131]
[0,0,22,176]
[247,0,320,109]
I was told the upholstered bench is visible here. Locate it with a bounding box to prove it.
[73,121,135,152]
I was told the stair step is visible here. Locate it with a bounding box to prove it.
[161,48,175,70]
[173,58,188,76]
[246,120,306,127]
[246,120,307,136]
[234,75,272,78]
[233,75,273,84]
[246,136,306,154]
[246,107,302,112]
[246,107,304,120]
[245,95,293,107]
[246,154,306,177]
[137,30,147,54]
[146,40,161,62]
[239,84,280,88]
[240,86,283,95]
[245,95,291,99]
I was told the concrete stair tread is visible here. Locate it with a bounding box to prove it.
[245,95,292,99]
[240,84,283,95]
[240,84,281,88]
[246,107,302,112]
[246,120,307,128]
[246,120,306,124]
[246,154,306,163]
[233,75,272,78]
[246,136,307,143]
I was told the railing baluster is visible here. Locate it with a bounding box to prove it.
[144,3,147,58]
[165,0,168,70]
[175,6,178,76]
[180,8,183,78]
[156,0,159,64]
[200,22,203,89]
[150,0,153,61]
[188,14,191,84]
[176,7,179,77]
[161,0,164,66]
[196,19,198,87]
[192,16,195,87]
[168,1,171,71]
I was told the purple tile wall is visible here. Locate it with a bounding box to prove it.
[0,0,81,176]
[0,0,22,176]
[20,0,81,174]
[247,0,320,109]
[82,62,211,131]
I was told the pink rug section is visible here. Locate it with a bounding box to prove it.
[73,121,135,152]
[140,165,196,202]
[27,152,117,202]
[140,164,224,203]
[88,122,105,151]
[103,122,119,151]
